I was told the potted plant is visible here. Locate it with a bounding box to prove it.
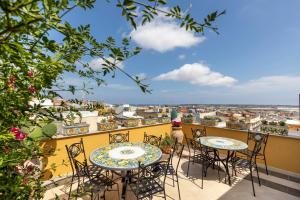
[181,114,194,124]
[160,135,175,154]
[123,118,140,127]
[201,116,222,127]
[97,118,118,131]
[158,114,170,123]
[261,121,288,136]
[62,112,89,135]
[226,118,248,130]
[142,116,158,125]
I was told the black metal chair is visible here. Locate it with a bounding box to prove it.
[143,132,162,147]
[238,131,270,175]
[65,138,119,199]
[191,127,207,138]
[162,140,185,200]
[109,131,129,144]
[232,133,266,196]
[184,134,219,188]
[128,143,176,200]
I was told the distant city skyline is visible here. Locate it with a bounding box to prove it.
[58,0,300,105]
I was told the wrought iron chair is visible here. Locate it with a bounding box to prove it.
[184,134,219,188]
[191,127,207,138]
[143,132,162,147]
[232,133,266,196]
[238,131,270,175]
[161,139,185,200]
[109,131,129,144]
[65,138,119,200]
[128,144,175,200]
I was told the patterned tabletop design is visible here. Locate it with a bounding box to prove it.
[200,136,248,151]
[90,142,162,170]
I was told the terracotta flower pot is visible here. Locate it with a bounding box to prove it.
[162,147,172,154]
[171,126,184,143]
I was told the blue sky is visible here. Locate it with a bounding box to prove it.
[59,0,300,105]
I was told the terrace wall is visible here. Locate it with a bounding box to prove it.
[182,123,300,175]
[40,123,172,179]
[40,122,300,180]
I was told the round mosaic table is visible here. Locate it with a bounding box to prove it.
[90,142,162,170]
[200,136,248,151]
[200,136,248,186]
[90,142,162,199]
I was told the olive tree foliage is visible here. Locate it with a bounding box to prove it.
[0,0,224,198]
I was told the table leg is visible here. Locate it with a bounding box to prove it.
[215,150,234,186]
[120,171,128,200]
[120,170,134,200]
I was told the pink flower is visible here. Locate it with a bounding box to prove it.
[14,132,27,141]
[8,75,16,89]
[27,71,33,77]
[28,85,36,93]
[10,127,20,134]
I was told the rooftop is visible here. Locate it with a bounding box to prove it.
[43,149,300,200]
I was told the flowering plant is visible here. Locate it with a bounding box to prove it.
[0,0,223,198]
[172,121,182,127]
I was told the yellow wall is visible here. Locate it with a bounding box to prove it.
[40,123,172,179]
[182,124,300,174]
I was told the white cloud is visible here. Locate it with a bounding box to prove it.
[178,54,186,60]
[154,63,237,87]
[130,16,204,52]
[234,75,300,93]
[88,57,124,70]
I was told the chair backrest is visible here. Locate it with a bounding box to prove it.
[250,134,267,160]
[191,127,207,139]
[143,133,162,147]
[184,133,204,156]
[109,131,129,144]
[247,131,269,154]
[137,150,172,189]
[65,138,88,176]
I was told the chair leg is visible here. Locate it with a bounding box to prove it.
[217,161,221,182]
[187,156,191,177]
[76,177,80,200]
[176,174,181,200]
[201,163,204,189]
[264,156,269,175]
[172,173,175,187]
[163,188,167,200]
[68,175,74,200]
[255,164,261,186]
[249,167,256,196]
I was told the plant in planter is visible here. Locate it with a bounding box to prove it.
[261,121,288,136]
[160,135,175,154]
[62,112,89,135]
[201,116,222,126]
[142,116,158,125]
[181,114,194,124]
[159,114,170,123]
[97,118,118,131]
[123,118,140,127]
